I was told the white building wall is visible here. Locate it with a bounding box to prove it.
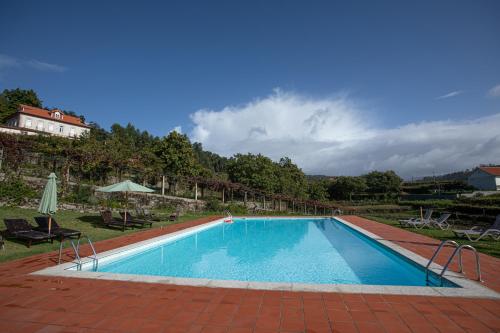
[18,114,89,138]
[467,169,498,190]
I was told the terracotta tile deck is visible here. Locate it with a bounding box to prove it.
[0,215,499,333]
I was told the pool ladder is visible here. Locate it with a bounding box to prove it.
[58,236,99,271]
[425,240,482,285]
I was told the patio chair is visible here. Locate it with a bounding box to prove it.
[3,218,55,247]
[100,210,135,231]
[399,209,433,228]
[119,211,153,228]
[453,215,500,242]
[136,207,161,221]
[34,216,81,241]
[430,213,452,230]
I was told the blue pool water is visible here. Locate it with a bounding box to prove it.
[95,218,457,287]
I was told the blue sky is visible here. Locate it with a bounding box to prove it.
[1,1,500,177]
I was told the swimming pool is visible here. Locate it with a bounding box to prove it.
[88,217,456,287]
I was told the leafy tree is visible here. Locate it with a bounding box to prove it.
[227,153,279,193]
[0,88,42,122]
[155,131,198,181]
[363,170,402,193]
[277,157,307,198]
[307,180,329,201]
[328,176,367,200]
[193,142,228,174]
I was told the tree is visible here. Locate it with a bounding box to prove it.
[227,153,279,193]
[0,88,42,122]
[155,131,198,190]
[363,170,402,194]
[328,176,367,201]
[277,157,307,198]
[193,142,228,174]
[307,180,329,201]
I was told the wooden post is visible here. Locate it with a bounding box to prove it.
[279,199,282,212]
[244,192,247,206]
[161,175,165,196]
[263,196,266,209]
[314,205,317,215]
[195,182,198,201]
[222,188,225,203]
[304,203,306,214]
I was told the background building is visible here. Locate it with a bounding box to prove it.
[467,166,500,191]
[3,104,90,138]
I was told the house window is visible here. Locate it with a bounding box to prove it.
[25,119,32,128]
[37,122,44,131]
[54,112,61,119]
[59,126,64,133]
[48,124,54,132]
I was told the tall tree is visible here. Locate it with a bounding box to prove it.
[227,153,279,193]
[363,170,402,193]
[0,88,43,122]
[277,157,307,198]
[155,131,198,187]
[328,176,367,200]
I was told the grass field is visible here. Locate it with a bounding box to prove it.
[0,207,216,263]
[362,211,500,258]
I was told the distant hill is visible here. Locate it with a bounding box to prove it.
[420,170,473,182]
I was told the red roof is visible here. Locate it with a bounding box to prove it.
[479,167,500,176]
[17,104,89,128]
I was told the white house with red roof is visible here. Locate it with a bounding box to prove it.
[468,166,500,191]
[2,104,90,138]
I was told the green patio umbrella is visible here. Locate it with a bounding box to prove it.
[96,180,154,224]
[38,172,58,235]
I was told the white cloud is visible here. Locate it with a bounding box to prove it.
[436,90,462,100]
[0,54,67,75]
[488,84,500,98]
[171,126,182,134]
[26,59,67,72]
[190,90,500,178]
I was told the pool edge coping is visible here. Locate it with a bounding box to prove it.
[31,216,500,299]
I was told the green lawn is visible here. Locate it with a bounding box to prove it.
[0,207,215,263]
[361,212,500,258]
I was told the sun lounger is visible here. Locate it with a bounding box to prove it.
[3,218,55,247]
[399,209,433,228]
[430,213,452,230]
[453,215,500,241]
[119,211,153,228]
[100,210,135,231]
[34,216,81,240]
[136,208,161,221]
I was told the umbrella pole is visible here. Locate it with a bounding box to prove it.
[48,215,52,236]
[124,192,128,231]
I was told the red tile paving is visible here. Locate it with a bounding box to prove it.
[0,215,499,333]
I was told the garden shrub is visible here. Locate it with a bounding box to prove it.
[0,177,38,204]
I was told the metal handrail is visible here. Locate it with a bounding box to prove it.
[425,240,460,282]
[58,236,98,271]
[440,244,482,283]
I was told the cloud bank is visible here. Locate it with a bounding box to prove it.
[0,54,67,75]
[190,90,500,178]
[488,84,500,98]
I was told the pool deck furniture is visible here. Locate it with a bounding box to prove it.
[3,218,55,247]
[100,210,135,231]
[429,213,452,230]
[453,215,500,241]
[119,211,154,228]
[136,207,162,221]
[398,209,433,228]
[33,216,82,241]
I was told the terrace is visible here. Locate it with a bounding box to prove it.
[0,214,499,333]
